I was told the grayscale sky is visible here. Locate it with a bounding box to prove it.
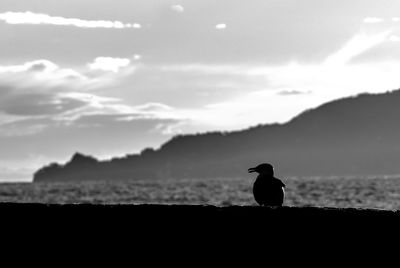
[2,0,400,181]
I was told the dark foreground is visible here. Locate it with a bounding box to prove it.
[2,203,399,260]
[3,203,400,235]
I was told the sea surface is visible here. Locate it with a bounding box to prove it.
[1,176,400,209]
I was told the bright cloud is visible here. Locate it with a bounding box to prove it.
[88,57,131,73]
[0,59,57,73]
[170,61,400,132]
[0,57,186,145]
[215,23,227,29]
[139,27,400,132]
[277,90,311,96]
[363,17,385,24]
[389,35,400,42]
[53,93,177,122]
[171,5,184,13]
[0,59,92,91]
[0,11,141,29]
[147,29,400,132]
[52,92,134,122]
[0,58,141,128]
[324,30,392,65]
[133,54,142,60]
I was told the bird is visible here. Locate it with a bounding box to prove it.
[248,163,286,206]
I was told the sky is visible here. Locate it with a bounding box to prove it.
[2,0,400,181]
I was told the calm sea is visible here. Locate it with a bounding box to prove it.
[1,176,400,209]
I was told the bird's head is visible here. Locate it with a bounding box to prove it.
[248,163,274,176]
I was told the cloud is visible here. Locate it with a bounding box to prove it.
[215,23,227,30]
[0,59,57,73]
[27,61,57,72]
[122,25,400,132]
[363,17,385,24]
[0,92,87,117]
[0,59,91,89]
[0,82,181,138]
[0,86,182,139]
[324,30,392,65]
[171,5,184,13]
[150,30,400,132]
[52,92,136,122]
[0,11,141,29]
[56,93,179,124]
[389,35,400,42]
[134,103,173,112]
[0,57,138,97]
[88,57,131,73]
[277,90,311,96]
[133,54,142,60]
[0,58,143,130]
[0,119,49,137]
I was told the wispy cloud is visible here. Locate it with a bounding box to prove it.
[171,5,184,13]
[0,59,125,124]
[0,58,184,140]
[0,56,139,95]
[54,93,175,122]
[0,59,58,73]
[150,28,400,132]
[389,35,400,42]
[0,59,91,90]
[324,30,392,65]
[363,17,385,24]
[0,11,141,29]
[277,90,311,96]
[88,57,131,73]
[215,23,227,30]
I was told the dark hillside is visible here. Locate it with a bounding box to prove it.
[34,89,400,182]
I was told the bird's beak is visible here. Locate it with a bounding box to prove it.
[248,167,256,173]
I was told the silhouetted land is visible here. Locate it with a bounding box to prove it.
[34,89,400,182]
[2,203,400,243]
[3,204,394,262]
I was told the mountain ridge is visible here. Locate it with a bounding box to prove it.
[33,89,400,182]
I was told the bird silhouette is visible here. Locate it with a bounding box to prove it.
[248,163,286,206]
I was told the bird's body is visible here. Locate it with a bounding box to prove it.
[248,163,285,206]
[253,175,285,206]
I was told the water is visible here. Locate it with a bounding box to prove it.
[1,176,400,209]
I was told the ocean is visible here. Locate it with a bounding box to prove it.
[1,176,400,209]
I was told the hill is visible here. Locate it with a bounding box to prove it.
[33,89,400,182]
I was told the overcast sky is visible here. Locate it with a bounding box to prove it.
[2,0,400,181]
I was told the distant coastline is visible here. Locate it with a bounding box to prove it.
[34,89,400,182]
